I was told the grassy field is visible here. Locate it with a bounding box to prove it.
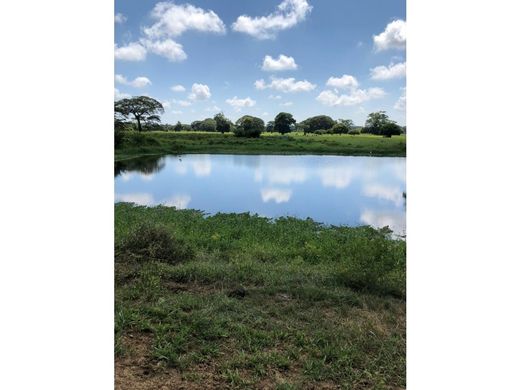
[115,131,406,161]
[115,204,406,389]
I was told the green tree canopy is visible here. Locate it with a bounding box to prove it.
[234,115,265,138]
[363,111,397,135]
[300,115,335,133]
[114,96,164,132]
[214,112,232,134]
[274,112,296,134]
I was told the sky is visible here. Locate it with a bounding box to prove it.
[115,0,406,126]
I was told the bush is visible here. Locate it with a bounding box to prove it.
[315,129,333,135]
[234,115,264,138]
[331,123,349,134]
[348,128,361,135]
[338,229,405,297]
[300,115,335,133]
[114,128,125,148]
[118,223,194,264]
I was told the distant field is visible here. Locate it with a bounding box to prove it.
[115,131,406,160]
[115,204,406,389]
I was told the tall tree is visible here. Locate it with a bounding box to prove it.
[114,96,164,132]
[364,111,391,135]
[214,112,232,134]
[274,112,296,134]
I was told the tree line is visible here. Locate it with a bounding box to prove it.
[115,96,405,139]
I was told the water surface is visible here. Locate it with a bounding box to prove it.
[115,154,406,235]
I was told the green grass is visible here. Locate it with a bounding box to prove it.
[115,131,406,161]
[115,204,406,389]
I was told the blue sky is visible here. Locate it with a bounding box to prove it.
[115,0,406,125]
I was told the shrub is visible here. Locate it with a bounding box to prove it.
[338,229,405,297]
[300,115,335,133]
[331,123,349,134]
[114,128,125,148]
[118,223,194,264]
[234,115,264,138]
[348,128,361,135]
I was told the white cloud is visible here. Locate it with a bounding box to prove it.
[144,2,226,38]
[370,62,406,80]
[281,101,293,107]
[172,110,183,115]
[255,77,316,93]
[115,193,154,206]
[316,87,385,106]
[205,105,221,112]
[161,101,172,109]
[261,188,292,203]
[257,166,307,185]
[394,88,406,111]
[143,38,187,62]
[269,95,282,100]
[191,156,212,176]
[115,13,127,24]
[171,84,186,92]
[232,0,312,39]
[226,96,256,110]
[114,42,147,61]
[363,184,404,206]
[319,167,355,189]
[188,83,211,101]
[115,74,152,88]
[114,88,131,100]
[373,19,406,51]
[162,194,191,209]
[262,54,298,71]
[173,99,192,107]
[326,74,359,90]
[360,209,406,236]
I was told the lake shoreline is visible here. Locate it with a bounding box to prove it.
[115,131,406,161]
[115,203,406,388]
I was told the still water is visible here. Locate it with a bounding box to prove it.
[115,154,406,235]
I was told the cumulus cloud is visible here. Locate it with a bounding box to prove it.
[232,0,312,39]
[261,188,292,203]
[188,83,211,101]
[373,20,406,51]
[173,99,192,107]
[115,193,154,206]
[114,88,131,101]
[326,74,359,90]
[142,38,187,62]
[114,42,147,61]
[162,194,191,209]
[171,84,186,92]
[115,74,152,88]
[226,96,256,110]
[143,1,226,38]
[281,101,293,107]
[394,88,406,111]
[360,209,406,236]
[370,62,406,80]
[254,77,316,93]
[115,13,127,24]
[363,184,404,206]
[262,54,298,71]
[316,87,385,106]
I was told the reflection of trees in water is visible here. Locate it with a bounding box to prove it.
[115,155,166,177]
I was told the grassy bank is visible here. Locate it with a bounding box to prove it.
[115,131,406,161]
[115,204,406,389]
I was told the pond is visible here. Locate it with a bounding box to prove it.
[115,154,406,235]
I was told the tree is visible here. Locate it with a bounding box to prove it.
[214,112,232,134]
[174,121,183,132]
[337,119,354,132]
[300,115,335,133]
[114,96,164,132]
[381,122,402,137]
[234,115,265,138]
[363,111,391,135]
[265,121,275,132]
[274,112,296,134]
